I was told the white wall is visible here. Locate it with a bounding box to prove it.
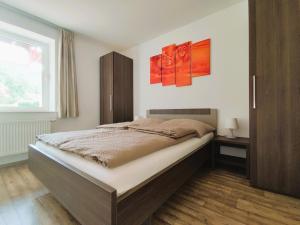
[122,1,249,137]
[0,4,112,132]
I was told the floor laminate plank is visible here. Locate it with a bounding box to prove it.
[263,191,300,207]
[192,179,300,217]
[213,170,247,181]
[0,169,23,225]
[16,165,45,194]
[198,176,265,196]
[1,165,300,225]
[231,190,300,217]
[203,175,300,212]
[37,193,79,225]
[169,196,245,225]
[188,182,237,207]
[1,167,41,225]
[153,207,187,225]
[160,204,203,225]
[15,165,56,225]
[164,202,210,225]
[237,199,300,225]
[180,187,283,225]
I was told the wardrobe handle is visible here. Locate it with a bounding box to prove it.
[109,94,113,112]
[253,75,256,109]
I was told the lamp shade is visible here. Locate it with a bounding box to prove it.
[225,118,238,130]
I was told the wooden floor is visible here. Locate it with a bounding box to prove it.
[0,164,299,225]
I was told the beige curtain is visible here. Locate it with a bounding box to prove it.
[58,29,79,118]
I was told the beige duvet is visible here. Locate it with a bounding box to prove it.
[37,119,214,168]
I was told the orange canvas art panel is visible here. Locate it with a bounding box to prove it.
[150,38,211,87]
[175,41,192,87]
[191,39,211,76]
[161,44,176,86]
[150,54,162,84]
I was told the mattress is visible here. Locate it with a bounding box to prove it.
[35,132,213,197]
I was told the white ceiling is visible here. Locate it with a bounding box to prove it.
[0,0,244,50]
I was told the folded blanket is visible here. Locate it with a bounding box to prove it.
[129,125,195,138]
[128,118,215,138]
[96,121,132,130]
[95,118,165,130]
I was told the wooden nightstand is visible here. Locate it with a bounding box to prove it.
[212,136,250,178]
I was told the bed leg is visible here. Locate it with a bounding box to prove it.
[141,216,152,225]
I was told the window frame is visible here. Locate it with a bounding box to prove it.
[0,22,56,113]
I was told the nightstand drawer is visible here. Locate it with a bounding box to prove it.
[212,136,250,178]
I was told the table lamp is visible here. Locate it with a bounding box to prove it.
[225,118,239,138]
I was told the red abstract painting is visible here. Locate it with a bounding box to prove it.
[175,41,192,87]
[191,39,211,77]
[150,54,162,84]
[161,44,176,86]
[150,38,211,87]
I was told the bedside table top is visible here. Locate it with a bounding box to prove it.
[214,136,250,146]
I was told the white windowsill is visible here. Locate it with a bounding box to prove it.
[0,111,57,113]
[0,111,58,122]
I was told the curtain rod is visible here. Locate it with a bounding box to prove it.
[0,2,61,30]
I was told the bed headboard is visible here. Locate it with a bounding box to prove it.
[146,108,218,128]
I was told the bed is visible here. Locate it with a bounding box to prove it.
[28,108,217,225]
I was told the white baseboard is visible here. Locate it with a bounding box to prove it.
[0,153,28,168]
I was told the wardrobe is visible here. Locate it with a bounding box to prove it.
[249,0,300,197]
[100,52,133,124]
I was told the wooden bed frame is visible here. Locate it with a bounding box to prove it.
[28,108,217,225]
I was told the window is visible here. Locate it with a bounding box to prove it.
[0,22,55,112]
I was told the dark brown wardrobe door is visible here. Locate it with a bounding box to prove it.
[250,0,300,197]
[113,52,133,123]
[100,52,114,124]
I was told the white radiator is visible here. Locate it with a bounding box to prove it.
[0,120,51,157]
